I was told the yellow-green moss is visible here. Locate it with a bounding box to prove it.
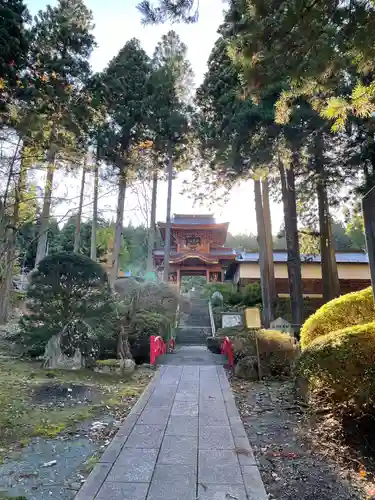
[95,359,120,367]
[0,359,149,461]
[300,286,375,349]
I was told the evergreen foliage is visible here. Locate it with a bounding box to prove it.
[0,0,29,114]
[19,252,111,355]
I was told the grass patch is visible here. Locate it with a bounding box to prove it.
[0,359,151,460]
[95,359,120,367]
[0,494,27,500]
[79,453,100,474]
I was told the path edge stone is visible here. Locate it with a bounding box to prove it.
[217,367,269,500]
[74,367,164,499]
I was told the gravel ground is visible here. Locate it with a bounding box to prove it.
[0,436,97,499]
[0,362,153,500]
[0,408,130,500]
[231,378,368,500]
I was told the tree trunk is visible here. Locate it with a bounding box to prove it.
[262,178,277,321]
[35,147,56,266]
[74,161,86,253]
[0,145,26,324]
[0,137,20,232]
[110,170,127,286]
[163,149,173,283]
[254,179,271,327]
[278,159,304,329]
[317,176,340,302]
[90,150,99,261]
[147,169,158,272]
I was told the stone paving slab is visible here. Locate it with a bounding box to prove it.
[75,364,268,500]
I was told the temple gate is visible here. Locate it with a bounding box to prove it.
[153,214,237,288]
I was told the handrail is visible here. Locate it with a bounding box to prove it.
[150,335,167,366]
[208,299,216,337]
[175,302,180,329]
[221,336,234,368]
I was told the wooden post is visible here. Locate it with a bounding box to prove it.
[362,186,375,301]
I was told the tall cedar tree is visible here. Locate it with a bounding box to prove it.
[98,39,150,285]
[196,35,278,325]
[147,31,194,282]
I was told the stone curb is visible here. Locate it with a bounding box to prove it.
[74,367,163,500]
[217,367,269,500]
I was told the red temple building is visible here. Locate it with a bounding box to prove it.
[153,214,237,287]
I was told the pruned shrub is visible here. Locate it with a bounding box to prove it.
[216,326,244,338]
[17,253,111,356]
[297,322,375,412]
[129,309,172,364]
[203,282,262,308]
[219,326,297,378]
[300,286,375,349]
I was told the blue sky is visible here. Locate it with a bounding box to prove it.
[26,0,284,235]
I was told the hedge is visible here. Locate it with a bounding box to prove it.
[297,322,375,411]
[217,326,297,377]
[300,286,375,349]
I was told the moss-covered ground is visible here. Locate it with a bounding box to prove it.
[0,359,152,462]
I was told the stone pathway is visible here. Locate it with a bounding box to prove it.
[75,365,268,500]
[158,345,226,365]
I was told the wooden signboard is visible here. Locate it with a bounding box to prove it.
[245,307,261,329]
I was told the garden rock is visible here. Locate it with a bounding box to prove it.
[44,334,84,370]
[235,356,259,380]
[120,358,136,374]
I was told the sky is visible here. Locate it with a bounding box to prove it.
[26,0,284,236]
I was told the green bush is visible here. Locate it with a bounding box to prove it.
[129,310,172,364]
[216,326,244,338]
[300,286,375,349]
[204,282,262,308]
[18,253,111,356]
[241,282,262,307]
[297,322,375,412]
[218,326,297,377]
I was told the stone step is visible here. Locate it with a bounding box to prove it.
[176,326,212,346]
[157,346,226,365]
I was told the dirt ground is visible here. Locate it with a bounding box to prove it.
[0,359,153,499]
[231,378,375,500]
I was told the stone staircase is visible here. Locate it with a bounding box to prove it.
[176,295,212,346]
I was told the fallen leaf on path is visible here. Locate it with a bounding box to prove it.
[234,447,252,456]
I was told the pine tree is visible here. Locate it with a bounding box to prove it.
[18,0,96,266]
